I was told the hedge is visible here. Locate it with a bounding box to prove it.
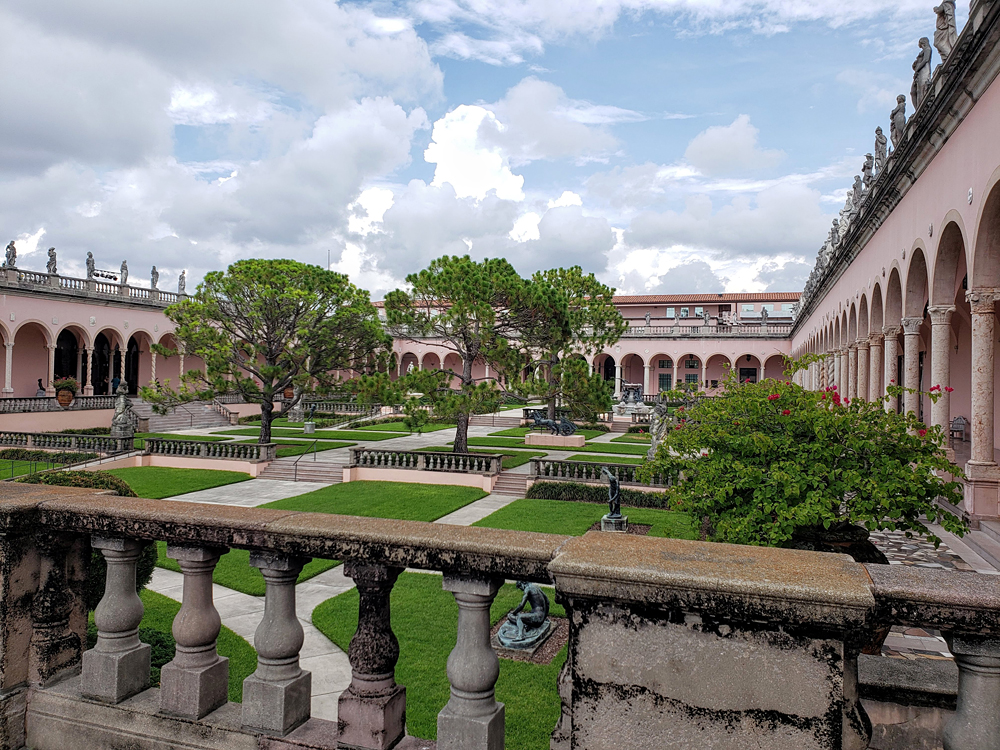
[0,448,99,464]
[578,423,610,433]
[526,481,668,509]
[55,427,111,435]
[16,470,154,609]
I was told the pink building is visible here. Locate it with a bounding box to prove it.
[791,4,1000,524]
[387,292,798,397]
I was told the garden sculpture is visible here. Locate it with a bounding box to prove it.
[3,241,15,268]
[120,260,129,286]
[601,466,622,518]
[110,383,136,439]
[647,402,670,461]
[528,410,577,436]
[497,581,552,649]
[86,252,95,279]
[178,270,186,294]
[46,247,57,275]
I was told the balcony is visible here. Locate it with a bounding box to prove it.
[0,267,183,308]
[619,323,792,338]
[2,481,998,749]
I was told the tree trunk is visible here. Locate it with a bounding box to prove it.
[259,397,273,444]
[453,356,474,454]
[547,355,559,420]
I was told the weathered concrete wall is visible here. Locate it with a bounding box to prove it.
[86,454,261,477]
[343,466,495,492]
[0,409,112,432]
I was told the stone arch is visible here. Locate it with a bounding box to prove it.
[870,283,884,332]
[649,352,675,392]
[735,353,761,383]
[704,353,732,389]
[971,166,1000,289]
[905,245,929,318]
[933,214,969,306]
[677,353,702,388]
[885,268,903,326]
[848,304,858,343]
[858,295,869,339]
[620,353,645,389]
[12,321,52,396]
[763,354,785,380]
[398,351,419,378]
[420,352,441,371]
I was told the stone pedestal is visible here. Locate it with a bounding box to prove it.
[524,433,584,448]
[242,671,311,735]
[160,658,229,719]
[338,682,406,750]
[600,514,628,532]
[303,422,316,434]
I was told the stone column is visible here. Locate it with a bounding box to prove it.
[883,327,901,412]
[160,545,230,720]
[150,351,157,385]
[178,348,186,379]
[643,364,651,396]
[968,291,998,466]
[242,552,311,736]
[75,348,83,382]
[928,305,956,435]
[672,363,680,391]
[45,345,56,396]
[614,364,622,397]
[437,575,504,750]
[0,523,37,748]
[901,317,923,416]
[82,537,150,703]
[856,341,869,401]
[833,349,842,393]
[868,334,884,402]
[338,563,405,750]
[701,363,709,389]
[847,344,857,400]
[3,342,12,395]
[83,347,94,396]
[942,634,1000,750]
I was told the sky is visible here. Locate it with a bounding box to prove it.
[2,0,964,299]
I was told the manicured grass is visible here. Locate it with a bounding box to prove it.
[94,589,257,702]
[474,497,697,539]
[560,442,650,456]
[611,434,651,443]
[156,481,487,595]
[235,439,356,458]
[0,459,69,479]
[326,430,410,441]
[566,454,644,465]
[416,446,545,470]
[312,572,565,749]
[106,467,251,499]
[490,427,605,440]
[351,421,452,433]
[216,427,405,441]
[465,437,536,449]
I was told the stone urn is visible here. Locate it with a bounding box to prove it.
[283,386,295,400]
[56,389,74,407]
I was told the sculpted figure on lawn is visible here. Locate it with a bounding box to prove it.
[497,581,552,649]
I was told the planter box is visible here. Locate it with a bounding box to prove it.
[525,433,585,448]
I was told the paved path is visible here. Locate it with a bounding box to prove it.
[165,478,330,506]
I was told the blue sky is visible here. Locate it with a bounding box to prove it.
[1,0,962,297]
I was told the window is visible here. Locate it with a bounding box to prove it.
[762,304,774,312]
[710,379,719,388]
[658,359,672,369]
[665,307,675,318]
[685,359,699,369]
[742,304,755,312]
[685,373,699,384]
[782,303,795,311]
[658,373,672,391]
[694,306,704,316]
[679,307,689,318]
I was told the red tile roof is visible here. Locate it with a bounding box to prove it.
[612,292,801,304]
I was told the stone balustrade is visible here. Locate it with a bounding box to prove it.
[0,430,132,454]
[0,266,187,308]
[618,323,793,338]
[529,457,666,487]
[349,447,502,475]
[210,399,240,425]
[0,395,117,412]
[144,438,276,462]
[300,400,381,416]
[521,407,614,423]
[2,483,999,749]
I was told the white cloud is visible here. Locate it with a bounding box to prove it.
[548,191,583,208]
[349,187,396,235]
[425,105,525,201]
[509,212,541,241]
[836,68,911,114]
[683,115,784,177]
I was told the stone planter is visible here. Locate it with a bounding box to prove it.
[283,387,295,400]
[56,389,75,408]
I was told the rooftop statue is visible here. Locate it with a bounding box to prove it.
[86,252,95,279]
[3,241,15,268]
[874,127,887,173]
[150,266,159,290]
[890,95,907,148]
[851,175,864,209]
[934,0,958,64]
[46,247,57,275]
[120,260,129,287]
[911,37,933,109]
[829,219,840,249]
[839,194,853,234]
[645,311,651,327]
[862,154,874,190]
[178,270,186,295]
[496,581,552,650]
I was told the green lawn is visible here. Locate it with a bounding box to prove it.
[235,439,357,458]
[351,421,452,433]
[490,427,605,440]
[0,459,70,480]
[89,590,256,702]
[559,442,650,456]
[216,427,405,441]
[465,437,536,449]
[416,446,545,470]
[157,481,488,595]
[136,432,233,442]
[566,454,644,465]
[313,572,565,749]
[474,498,697,538]
[611,434,651,443]
[106,467,252,499]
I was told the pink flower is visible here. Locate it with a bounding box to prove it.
[929,385,941,392]
[782,409,791,416]
[844,398,850,405]
[918,429,927,437]
[767,394,780,401]
[945,386,954,393]
[821,394,826,400]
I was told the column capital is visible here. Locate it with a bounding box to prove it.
[900,317,923,335]
[927,305,956,325]
[856,339,870,350]
[967,288,1000,313]
[868,333,884,345]
[847,343,857,352]
[882,325,902,337]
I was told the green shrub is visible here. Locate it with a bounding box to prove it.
[526,481,668,509]
[18,469,137,496]
[579,423,609,433]
[0,448,99,463]
[53,427,110,435]
[238,414,262,424]
[626,425,649,434]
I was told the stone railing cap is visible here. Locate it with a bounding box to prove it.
[550,532,875,626]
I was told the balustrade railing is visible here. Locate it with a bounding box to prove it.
[618,323,792,337]
[0,431,132,454]
[144,438,276,462]
[3,485,996,749]
[0,395,117,413]
[301,401,378,415]
[528,457,665,486]
[349,447,502,475]
[210,399,240,425]
[0,267,188,307]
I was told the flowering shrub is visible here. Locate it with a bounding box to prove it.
[641,359,966,547]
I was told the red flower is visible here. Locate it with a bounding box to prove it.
[831,385,837,390]
[821,394,826,400]
[674,425,682,430]
[844,398,850,405]
[782,409,790,416]
[767,394,780,401]
[945,386,954,393]
[918,429,927,437]
[929,385,940,392]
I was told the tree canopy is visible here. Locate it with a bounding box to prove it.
[144,258,389,443]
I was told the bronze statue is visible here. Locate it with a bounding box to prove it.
[601,466,622,518]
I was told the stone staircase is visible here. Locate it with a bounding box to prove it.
[492,471,528,498]
[257,456,344,483]
[963,520,1000,569]
[608,421,632,433]
[469,413,522,428]
[131,400,233,433]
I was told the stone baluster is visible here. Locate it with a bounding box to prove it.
[856,339,869,401]
[82,537,150,702]
[242,552,311,735]
[901,317,923,416]
[160,545,229,719]
[883,327,901,412]
[943,634,1000,750]
[339,563,405,749]
[438,574,504,750]
[868,333,884,402]
[928,305,956,436]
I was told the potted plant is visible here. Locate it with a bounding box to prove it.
[52,376,79,407]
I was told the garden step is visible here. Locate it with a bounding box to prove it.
[469,414,522,428]
[131,400,233,432]
[258,457,344,483]
[962,528,1000,570]
[979,520,1000,546]
[492,472,528,498]
[608,421,631,433]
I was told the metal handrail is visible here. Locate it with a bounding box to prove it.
[291,440,318,482]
